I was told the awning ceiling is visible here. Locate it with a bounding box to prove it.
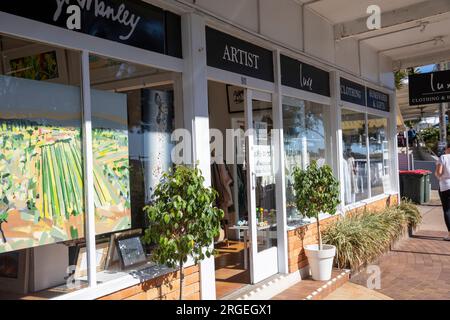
[297,0,450,69]
[295,0,450,123]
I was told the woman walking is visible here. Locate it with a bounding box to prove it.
[435,143,450,241]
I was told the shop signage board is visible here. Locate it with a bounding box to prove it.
[206,27,274,82]
[0,0,182,58]
[340,78,366,106]
[280,55,330,97]
[366,87,390,112]
[409,70,450,106]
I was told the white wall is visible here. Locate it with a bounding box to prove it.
[259,0,303,51]
[360,42,379,84]
[304,8,335,64]
[195,0,259,32]
[379,54,395,90]
[335,38,360,75]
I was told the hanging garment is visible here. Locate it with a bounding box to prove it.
[211,162,234,214]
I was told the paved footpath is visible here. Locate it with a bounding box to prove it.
[348,202,450,300]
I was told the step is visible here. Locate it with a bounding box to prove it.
[220,273,302,301]
[271,269,351,300]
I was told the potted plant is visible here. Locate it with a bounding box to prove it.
[143,165,224,300]
[292,161,340,281]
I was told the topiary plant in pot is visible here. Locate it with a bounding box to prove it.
[293,161,340,281]
[143,165,224,300]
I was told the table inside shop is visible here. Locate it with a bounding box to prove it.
[228,224,275,270]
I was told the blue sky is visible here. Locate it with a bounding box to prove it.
[419,64,435,73]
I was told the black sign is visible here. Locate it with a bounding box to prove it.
[340,78,366,106]
[366,88,390,112]
[409,70,450,106]
[280,55,330,97]
[206,27,274,82]
[0,0,182,58]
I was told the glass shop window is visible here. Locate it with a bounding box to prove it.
[341,109,369,205]
[0,33,85,297]
[368,115,390,197]
[282,96,331,226]
[86,54,178,284]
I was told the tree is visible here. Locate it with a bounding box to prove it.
[394,67,421,90]
[292,161,340,250]
[143,165,224,300]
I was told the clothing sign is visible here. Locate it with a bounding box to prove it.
[366,88,390,112]
[409,70,450,106]
[340,78,366,106]
[206,27,274,82]
[280,55,330,97]
[0,0,182,58]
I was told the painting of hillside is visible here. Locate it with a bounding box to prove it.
[0,120,131,254]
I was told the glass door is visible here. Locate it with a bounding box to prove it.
[244,89,279,284]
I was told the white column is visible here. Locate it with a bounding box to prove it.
[390,93,400,203]
[272,49,289,274]
[329,72,345,211]
[181,12,216,300]
[81,50,97,288]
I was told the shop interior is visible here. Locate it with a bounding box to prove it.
[208,81,278,298]
[0,33,180,299]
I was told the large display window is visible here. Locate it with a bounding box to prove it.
[282,96,331,225]
[368,115,390,197]
[341,108,391,205]
[0,33,86,296]
[0,33,181,298]
[342,109,369,205]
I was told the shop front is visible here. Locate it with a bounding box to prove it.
[0,1,400,301]
[0,0,204,300]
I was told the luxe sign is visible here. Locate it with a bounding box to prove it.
[206,27,274,82]
[0,0,182,58]
[409,70,450,106]
[280,55,330,97]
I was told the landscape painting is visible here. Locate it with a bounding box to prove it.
[0,75,131,254]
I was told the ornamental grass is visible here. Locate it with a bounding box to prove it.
[322,201,422,270]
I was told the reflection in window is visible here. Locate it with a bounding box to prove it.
[88,54,176,283]
[252,101,277,252]
[0,33,84,297]
[283,96,329,224]
[342,109,369,204]
[368,115,390,197]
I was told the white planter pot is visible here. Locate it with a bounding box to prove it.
[304,244,336,281]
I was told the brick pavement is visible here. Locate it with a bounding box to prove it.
[350,203,450,300]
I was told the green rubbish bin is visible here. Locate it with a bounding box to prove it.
[399,171,427,204]
[423,171,431,203]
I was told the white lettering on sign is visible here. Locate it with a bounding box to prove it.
[341,85,362,99]
[54,0,141,40]
[299,64,313,91]
[222,45,260,70]
[431,73,450,92]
